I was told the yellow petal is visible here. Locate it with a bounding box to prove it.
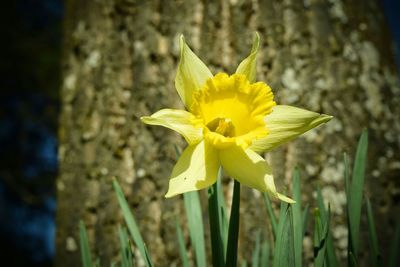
[250,105,333,153]
[219,145,294,203]
[165,140,219,197]
[175,35,213,109]
[277,193,296,204]
[235,32,260,83]
[141,109,203,145]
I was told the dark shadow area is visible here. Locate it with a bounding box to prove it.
[0,0,63,266]
[382,0,400,71]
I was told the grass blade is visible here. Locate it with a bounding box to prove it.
[313,207,330,267]
[216,169,229,254]
[226,180,241,267]
[292,168,303,267]
[183,191,207,267]
[273,203,294,267]
[316,188,339,267]
[263,193,278,238]
[348,129,368,259]
[208,182,225,267]
[302,205,309,239]
[113,179,153,267]
[365,198,380,267]
[175,217,190,267]
[118,225,133,267]
[261,241,270,267]
[343,153,350,198]
[79,220,93,267]
[252,231,261,267]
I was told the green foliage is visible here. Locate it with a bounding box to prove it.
[226,179,241,267]
[113,179,153,267]
[208,182,225,267]
[263,192,278,237]
[79,130,399,267]
[183,191,207,267]
[313,207,330,267]
[260,241,270,267]
[175,217,190,267]
[79,221,94,267]
[365,198,380,267]
[389,220,400,267]
[292,169,303,267]
[118,225,134,267]
[347,129,368,263]
[316,187,339,267]
[216,172,229,254]
[273,202,294,267]
[252,231,261,267]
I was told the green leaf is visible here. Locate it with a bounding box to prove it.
[365,198,380,267]
[118,225,133,267]
[302,205,309,239]
[175,217,190,267]
[273,203,295,267]
[183,191,207,267]
[252,231,261,267]
[208,182,225,267]
[79,220,93,267]
[292,168,303,267]
[316,188,339,267]
[348,129,368,259]
[226,180,241,267]
[261,241,270,267]
[217,169,229,254]
[343,152,350,198]
[348,252,357,267]
[113,179,154,267]
[263,193,278,238]
[313,207,330,267]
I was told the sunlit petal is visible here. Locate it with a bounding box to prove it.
[235,32,260,83]
[219,145,294,203]
[141,109,203,145]
[175,35,213,109]
[250,105,332,153]
[165,140,219,197]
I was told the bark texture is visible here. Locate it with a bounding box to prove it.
[56,0,400,266]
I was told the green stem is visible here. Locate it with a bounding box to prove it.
[208,183,225,267]
[225,180,241,267]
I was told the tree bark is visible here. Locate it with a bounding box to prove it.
[56,0,400,266]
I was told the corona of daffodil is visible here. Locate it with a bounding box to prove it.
[141,34,332,202]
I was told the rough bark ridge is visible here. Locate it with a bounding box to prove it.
[56,0,400,266]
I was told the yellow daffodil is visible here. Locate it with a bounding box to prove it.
[141,34,332,202]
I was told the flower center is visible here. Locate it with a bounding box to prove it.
[206,117,236,137]
[191,73,276,148]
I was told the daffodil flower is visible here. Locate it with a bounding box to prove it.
[141,34,332,202]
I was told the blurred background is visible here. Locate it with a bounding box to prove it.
[0,0,399,266]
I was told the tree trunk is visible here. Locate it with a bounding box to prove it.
[56,0,400,266]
